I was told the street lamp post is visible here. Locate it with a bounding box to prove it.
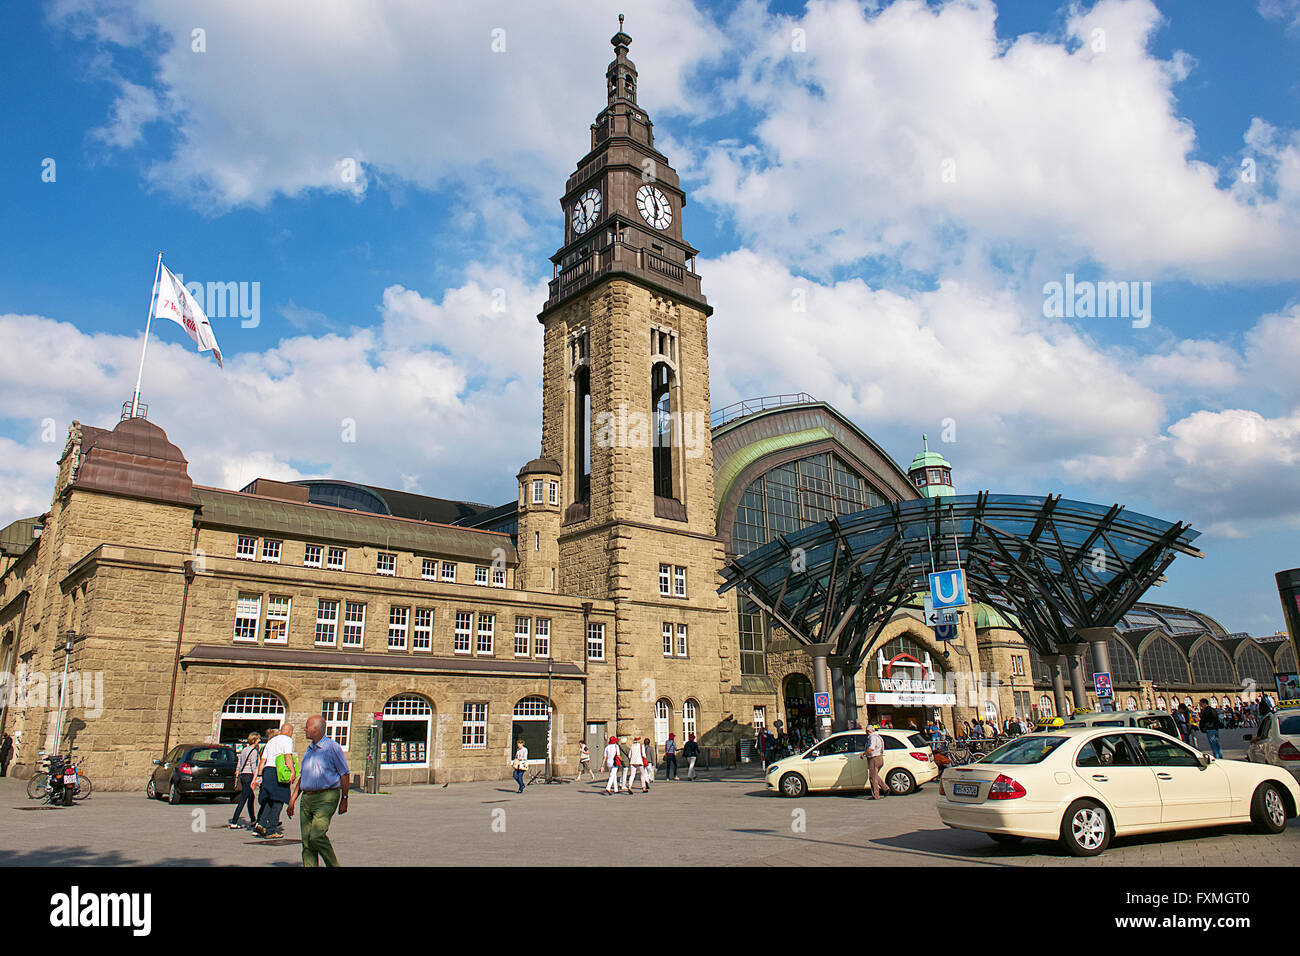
[52,629,77,753]
[545,655,554,784]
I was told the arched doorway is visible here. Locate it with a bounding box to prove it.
[218,690,286,753]
[653,699,671,746]
[382,694,432,768]
[783,674,815,739]
[512,696,550,766]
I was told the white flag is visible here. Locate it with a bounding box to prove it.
[155,264,224,368]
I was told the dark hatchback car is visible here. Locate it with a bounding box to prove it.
[147,743,240,804]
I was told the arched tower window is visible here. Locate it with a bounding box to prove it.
[574,365,591,504]
[652,361,677,500]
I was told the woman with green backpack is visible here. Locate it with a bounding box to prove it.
[252,724,297,838]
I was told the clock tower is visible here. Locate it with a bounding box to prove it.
[524,18,735,738]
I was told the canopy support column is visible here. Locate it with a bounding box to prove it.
[1075,627,1117,712]
[1058,643,1089,711]
[1046,655,1070,718]
[808,643,834,739]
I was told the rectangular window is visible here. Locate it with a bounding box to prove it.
[492,567,506,588]
[659,563,671,596]
[315,599,339,646]
[234,593,261,643]
[677,623,688,658]
[236,536,257,560]
[304,544,322,568]
[342,601,366,648]
[674,566,687,597]
[462,702,488,749]
[476,613,495,655]
[534,618,550,658]
[261,539,282,564]
[739,610,765,676]
[515,617,531,657]
[532,479,544,503]
[474,566,489,586]
[421,558,438,580]
[327,547,346,571]
[441,561,457,583]
[388,605,409,651]
[322,700,352,749]
[662,622,674,657]
[753,706,767,732]
[548,481,558,505]
[454,611,473,654]
[412,607,433,652]
[264,594,290,645]
[377,552,396,576]
[586,621,605,661]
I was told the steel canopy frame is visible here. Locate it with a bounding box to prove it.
[719,493,1202,677]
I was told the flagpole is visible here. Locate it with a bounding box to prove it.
[131,252,163,419]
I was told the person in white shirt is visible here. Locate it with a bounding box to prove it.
[252,723,296,837]
[603,736,621,795]
[628,735,650,793]
[863,725,886,800]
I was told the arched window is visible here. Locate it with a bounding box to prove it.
[1209,695,1219,707]
[1089,639,1139,683]
[1140,636,1189,684]
[383,694,433,767]
[1191,643,1236,685]
[511,696,550,764]
[1038,694,1054,717]
[219,690,286,750]
[1277,644,1296,675]
[574,365,591,504]
[1155,696,1166,710]
[651,362,677,500]
[1126,696,1137,711]
[877,634,946,675]
[654,699,671,745]
[682,699,699,740]
[1236,644,1275,688]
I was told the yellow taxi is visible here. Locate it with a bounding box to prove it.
[765,728,938,798]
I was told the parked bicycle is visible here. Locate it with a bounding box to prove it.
[27,750,92,802]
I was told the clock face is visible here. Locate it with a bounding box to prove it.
[636,184,673,230]
[571,188,601,234]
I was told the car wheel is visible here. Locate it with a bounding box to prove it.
[1059,799,1111,857]
[167,780,183,805]
[1250,782,1287,834]
[146,778,156,800]
[887,768,915,795]
[779,772,807,798]
[988,833,1025,846]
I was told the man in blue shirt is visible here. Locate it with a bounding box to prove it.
[287,715,350,867]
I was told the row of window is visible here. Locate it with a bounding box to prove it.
[528,480,560,506]
[658,564,687,598]
[235,536,508,587]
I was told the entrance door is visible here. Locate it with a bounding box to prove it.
[587,722,607,769]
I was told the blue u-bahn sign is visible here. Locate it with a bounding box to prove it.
[929,569,967,609]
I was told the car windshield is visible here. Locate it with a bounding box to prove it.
[1280,715,1300,735]
[189,747,236,764]
[1135,715,1177,735]
[980,736,1067,765]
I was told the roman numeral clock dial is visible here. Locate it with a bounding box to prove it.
[636,184,672,230]
[571,188,601,234]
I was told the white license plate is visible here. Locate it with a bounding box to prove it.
[201,782,223,790]
[953,782,980,797]
[64,773,77,784]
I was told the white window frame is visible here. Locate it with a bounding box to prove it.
[315,599,339,646]
[327,547,347,571]
[322,700,352,749]
[676,623,688,658]
[674,565,687,598]
[234,593,261,643]
[476,612,495,655]
[264,594,291,645]
[515,616,531,657]
[388,605,409,651]
[662,622,674,657]
[421,558,438,580]
[377,552,396,576]
[586,621,606,661]
[548,481,559,505]
[753,706,766,733]
[261,539,282,564]
[654,699,671,745]
[412,607,433,652]
[532,479,544,504]
[342,601,366,648]
[474,566,489,586]
[683,699,698,739]
[441,561,457,583]
[236,536,257,560]
[492,567,507,588]
[462,702,488,749]
[659,563,671,596]
[534,618,550,658]
[454,611,473,654]
[303,544,323,568]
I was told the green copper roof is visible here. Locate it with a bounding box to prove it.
[714,426,835,516]
[973,602,1020,630]
[909,450,951,470]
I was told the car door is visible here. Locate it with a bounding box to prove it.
[156,745,183,793]
[806,734,861,790]
[1075,733,1161,830]
[1132,732,1233,824]
[1248,716,1272,764]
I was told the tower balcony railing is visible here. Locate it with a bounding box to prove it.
[709,392,817,429]
[545,239,702,308]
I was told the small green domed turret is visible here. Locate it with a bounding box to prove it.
[908,434,954,498]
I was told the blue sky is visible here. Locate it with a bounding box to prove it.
[1,0,1298,634]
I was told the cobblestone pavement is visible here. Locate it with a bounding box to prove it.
[2,731,1293,867]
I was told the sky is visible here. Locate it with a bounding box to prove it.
[1,0,1297,635]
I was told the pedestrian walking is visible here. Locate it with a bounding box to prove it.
[682,732,700,780]
[578,741,596,781]
[626,735,650,792]
[227,733,262,829]
[1199,699,1223,759]
[643,737,657,784]
[252,723,296,838]
[512,740,529,792]
[0,733,13,777]
[863,725,886,799]
[603,735,621,794]
[620,738,635,792]
[286,715,349,867]
[663,733,678,780]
